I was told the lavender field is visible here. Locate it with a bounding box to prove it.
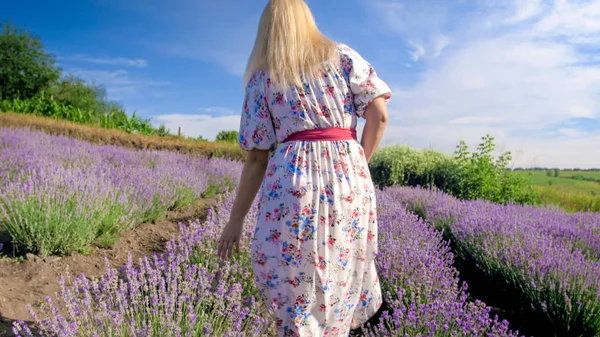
[386,187,600,336]
[0,127,241,257]
[2,127,599,336]
[11,188,521,336]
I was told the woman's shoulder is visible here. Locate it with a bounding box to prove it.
[334,43,364,62]
[245,69,270,89]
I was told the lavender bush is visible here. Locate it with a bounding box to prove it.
[12,187,520,336]
[5,129,521,336]
[0,128,241,256]
[364,191,520,337]
[12,192,273,337]
[386,186,600,336]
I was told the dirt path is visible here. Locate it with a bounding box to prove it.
[0,199,212,337]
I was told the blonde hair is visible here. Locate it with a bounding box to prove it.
[243,0,339,88]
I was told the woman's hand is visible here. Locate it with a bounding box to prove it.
[217,220,244,261]
[215,149,269,261]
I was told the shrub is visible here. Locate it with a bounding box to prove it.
[369,145,458,189]
[0,21,61,100]
[0,22,160,137]
[369,134,539,206]
[453,134,538,205]
[216,130,239,143]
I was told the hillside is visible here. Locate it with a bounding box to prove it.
[0,112,245,161]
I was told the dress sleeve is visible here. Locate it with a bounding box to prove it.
[340,45,392,117]
[237,72,277,151]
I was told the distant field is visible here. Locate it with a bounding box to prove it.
[516,170,600,212]
[559,170,600,180]
[516,170,600,194]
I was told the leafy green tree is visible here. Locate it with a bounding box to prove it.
[216,130,239,143]
[49,75,104,114]
[0,21,61,100]
[453,134,537,204]
[554,168,560,177]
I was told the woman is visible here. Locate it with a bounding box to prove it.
[217,0,391,335]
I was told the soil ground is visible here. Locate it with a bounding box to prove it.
[0,199,212,337]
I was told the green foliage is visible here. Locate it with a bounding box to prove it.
[216,130,239,143]
[0,94,158,135]
[2,193,130,257]
[370,134,539,206]
[554,168,560,177]
[453,134,537,204]
[0,21,61,100]
[369,145,459,190]
[157,124,171,137]
[547,169,553,177]
[0,21,166,136]
[535,186,600,213]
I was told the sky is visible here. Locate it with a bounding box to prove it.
[2,0,600,169]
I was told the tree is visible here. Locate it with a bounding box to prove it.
[554,168,560,177]
[216,130,239,143]
[453,134,538,205]
[0,21,61,100]
[49,75,104,113]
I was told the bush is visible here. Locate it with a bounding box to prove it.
[453,134,538,205]
[216,130,239,143]
[369,145,458,189]
[0,22,162,137]
[369,135,539,206]
[0,94,157,135]
[0,21,61,100]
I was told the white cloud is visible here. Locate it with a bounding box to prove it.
[64,55,148,67]
[382,122,600,169]
[152,113,241,140]
[408,41,426,61]
[431,33,451,58]
[198,107,237,116]
[533,0,600,43]
[67,69,169,100]
[370,0,600,169]
[369,0,453,61]
[505,0,545,23]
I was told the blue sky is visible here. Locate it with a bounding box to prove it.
[2,0,600,168]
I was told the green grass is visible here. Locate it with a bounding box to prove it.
[514,170,600,212]
[516,170,600,195]
[559,170,600,179]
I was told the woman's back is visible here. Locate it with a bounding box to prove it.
[237,42,391,336]
[238,44,391,151]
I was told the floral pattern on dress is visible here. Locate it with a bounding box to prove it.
[238,44,392,337]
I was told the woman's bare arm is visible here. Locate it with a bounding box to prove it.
[228,149,270,223]
[218,149,270,260]
[360,96,389,162]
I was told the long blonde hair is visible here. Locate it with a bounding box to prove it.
[243,0,338,88]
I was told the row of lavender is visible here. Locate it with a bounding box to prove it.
[386,186,600,337]
[0,127,241,257]
[13,186,521,335]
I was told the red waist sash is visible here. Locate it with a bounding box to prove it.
[283,128,357,143]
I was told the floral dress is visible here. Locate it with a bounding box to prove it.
[238,44,392,337]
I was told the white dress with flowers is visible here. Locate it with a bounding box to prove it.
[238,44,392,337]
